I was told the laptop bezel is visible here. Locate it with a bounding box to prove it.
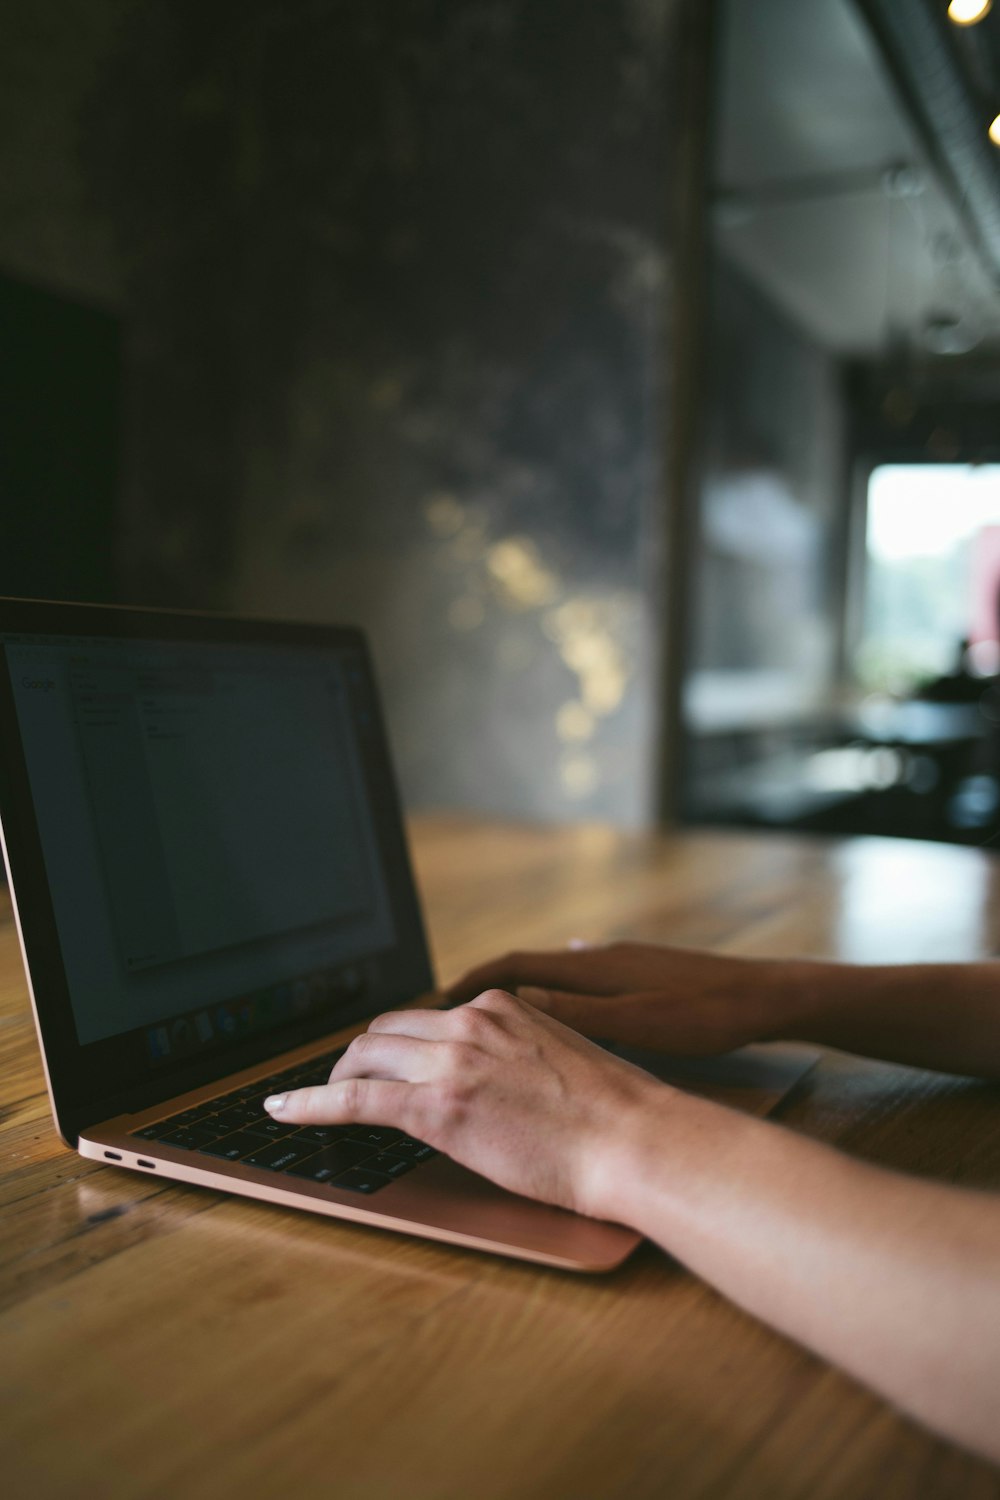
[0,597,434,1143]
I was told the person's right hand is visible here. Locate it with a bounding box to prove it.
[445,942,802,1055]
[264,989,667,1219]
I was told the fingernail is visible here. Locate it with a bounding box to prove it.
[264,1094,287,1114]
[517,985,549,1005]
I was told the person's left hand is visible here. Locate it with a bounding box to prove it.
[263,989,666,1219]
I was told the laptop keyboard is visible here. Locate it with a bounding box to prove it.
[130,1047,435,1194]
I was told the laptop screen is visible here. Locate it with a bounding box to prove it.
[0,605,432,1132]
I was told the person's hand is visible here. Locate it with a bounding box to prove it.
[263,989,666,1218]
[444,942,799,1055]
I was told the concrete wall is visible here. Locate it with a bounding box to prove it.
[0,0,698,822]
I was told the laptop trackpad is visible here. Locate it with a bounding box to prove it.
[607,1040,819,1119]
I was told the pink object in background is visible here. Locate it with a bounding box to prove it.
[970,525,1000,643]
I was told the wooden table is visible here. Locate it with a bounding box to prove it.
[4,817,1000,1498]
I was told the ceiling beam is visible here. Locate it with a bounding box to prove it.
[855,0,1000,288]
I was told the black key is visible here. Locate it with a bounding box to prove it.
[244,1139,319,1172]
[296,1126,352,1146]
[229,1086,269,1110]
[246,1118,299,1139]
[331,1167,392,1195]
[134,1122,168,1139]
[230,1082,280,1107]
[208,1090,245,1109]
[241,1122,284,1140]
[285,1051,343,1086]
[306,1049,343,1071]
[388,1138,436,1162]
[163,1105,218,1127]
[319,1140,380,1170]
[343,1125,402,1149]
[206,1107,241,1131]
[198,1131,262,1161]
[261,1073,296,1092]
[213,1104,263,1131]
[157,1123,224,1149]
[198,1100,233,1119]
[236,1091,271,1113]
[292,1056,332,1076]
[284,1154,350,1185]
[284,1140,374,1179]
[293,1069,332,1088]
[369,1152,414,1180]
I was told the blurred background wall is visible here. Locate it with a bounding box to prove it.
[0,0,703,823]
[4,0,1000,841]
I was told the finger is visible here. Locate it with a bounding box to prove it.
[264,1076,414,1126]
[515,986,662,1045]
[330,1032,442,1083]
[445,948,622,1005]
[515,984,623,1032]
[365,1007,456,1040]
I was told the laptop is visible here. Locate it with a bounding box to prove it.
[0,597,816,1273]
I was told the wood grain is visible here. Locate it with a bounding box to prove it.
[2,817,1000,1498]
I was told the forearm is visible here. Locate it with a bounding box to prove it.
[275,990,1000,1459]
[768,959,1000,1079]
[596,1086,1000,1463]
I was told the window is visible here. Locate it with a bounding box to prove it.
[859,463,1000,693]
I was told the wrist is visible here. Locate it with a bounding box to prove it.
[580,1081,773,1241]
[754,956,842,1043]
[579,1075,686,1225]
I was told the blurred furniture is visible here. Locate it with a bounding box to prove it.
[685,696,996,845]
[3,815,1000,1497]
[850,697,985,749]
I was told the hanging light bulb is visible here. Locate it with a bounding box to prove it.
[990,112,1000,145]
[948,0,992,23]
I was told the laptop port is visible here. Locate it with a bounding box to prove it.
[136,1159,156,1169]
[104,1150,122,1161]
